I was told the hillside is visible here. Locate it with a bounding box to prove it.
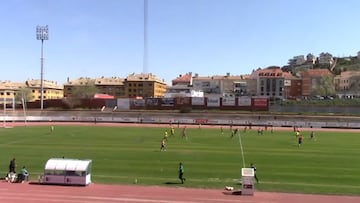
[284,56,360,76]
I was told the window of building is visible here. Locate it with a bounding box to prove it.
[203,82,210,87]
[266,79,271,92]
[272,79,276,91]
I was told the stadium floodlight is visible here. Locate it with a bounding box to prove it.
[36,25,49,110]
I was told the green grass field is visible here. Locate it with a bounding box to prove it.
[0,125,359,195]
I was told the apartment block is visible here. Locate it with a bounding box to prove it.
[250,67,292,99]
[0,80,63,103]
[125,73,167,98]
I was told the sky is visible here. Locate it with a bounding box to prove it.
[1,0,360,85]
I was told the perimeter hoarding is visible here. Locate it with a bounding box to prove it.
[190,97,206,110]
[176,97,191,105]
[238,96,252,106]
[191,97,205,106]
[146,98,161,109]
[160,98,175,110]
[252,97,269,111]
[175,97,192,110]
[161,98,175,107]
[207,97,220,107]
[130,99,145,110]
[117,98,130,110]
[221,97,236,106]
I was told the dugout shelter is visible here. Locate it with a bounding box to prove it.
[43,158,92,186]
[241,168,255,195]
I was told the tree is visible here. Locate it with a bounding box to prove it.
[15,87,32,103]
[311,75,335,96]
[63,83,98,109]
[348,75,360,93]
[70,84,98,99]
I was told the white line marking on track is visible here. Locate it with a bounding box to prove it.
[0,192,253,203]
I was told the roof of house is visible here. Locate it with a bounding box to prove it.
[172,73,192,83]
[95,77,124,85]
[0,81,26,90]
[193,74,250,81]
[65,77,95,86]
[339,70,360,77]
[126,73,166,84]
[0,80,63,90]
[26,80,63,89]
[250,67,293,79]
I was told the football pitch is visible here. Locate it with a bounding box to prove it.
[0,125,359,195]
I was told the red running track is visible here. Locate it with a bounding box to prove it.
[1,182,360,203]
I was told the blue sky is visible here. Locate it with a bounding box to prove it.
[1,0,360,85]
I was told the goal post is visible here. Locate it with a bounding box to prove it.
[22,97,28,126]
[2,90,15,128]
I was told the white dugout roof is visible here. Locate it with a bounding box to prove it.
[45,158,92,171]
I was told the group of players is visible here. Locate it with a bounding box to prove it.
[159,123,318,186]
[294,127,316,147]
[160,125,187,152]
[160,124,317,151]
[159,125,188,184]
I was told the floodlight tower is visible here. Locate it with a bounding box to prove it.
[36,25,49,110]
[143,0,148,74]
[142,0,148,99]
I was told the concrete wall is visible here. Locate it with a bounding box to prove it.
[1,110,360,129]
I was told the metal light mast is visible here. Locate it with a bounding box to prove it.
[143,0,148,74]
[142,0,148,98]
[36,25,49,110]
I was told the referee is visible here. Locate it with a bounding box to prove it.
[250,163,259,183]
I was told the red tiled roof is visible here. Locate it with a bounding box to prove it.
[172,73,192,83]
[253,67,292,78]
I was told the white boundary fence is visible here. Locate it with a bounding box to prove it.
[1,113,360,129]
